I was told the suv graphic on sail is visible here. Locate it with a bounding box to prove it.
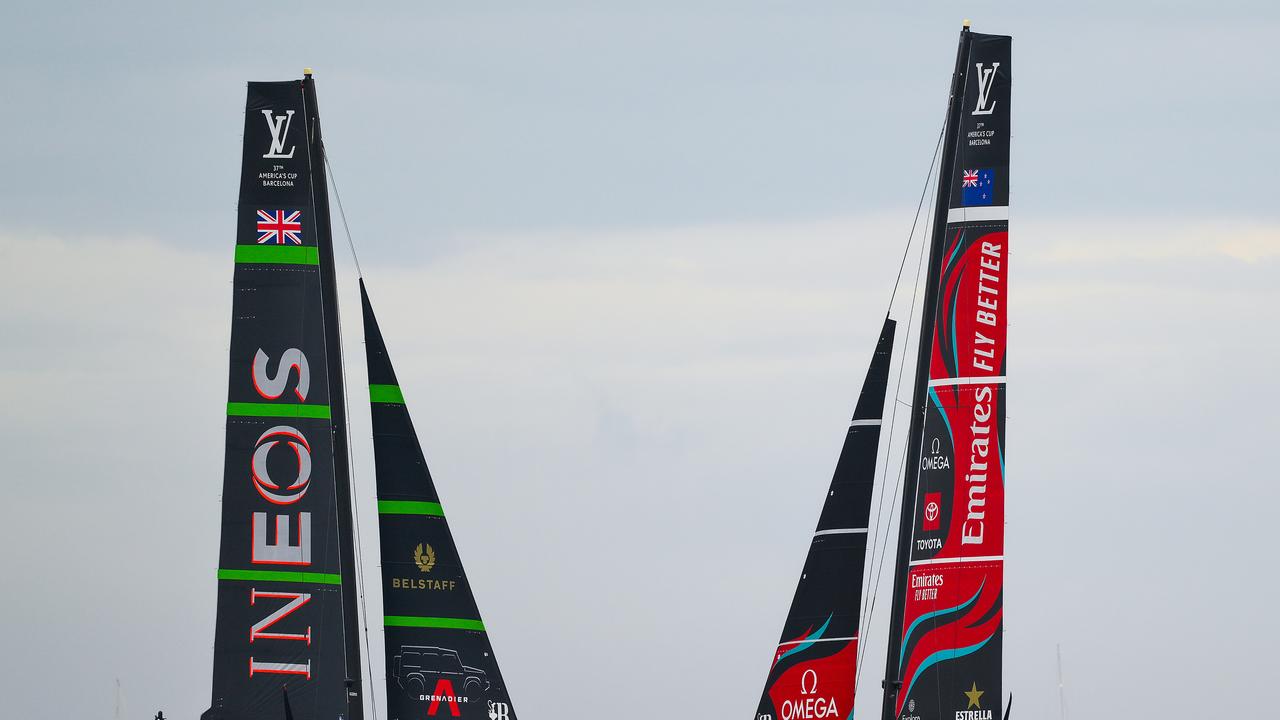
[392,645,490,702]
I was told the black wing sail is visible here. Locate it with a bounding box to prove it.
[754,319,895,720]
[361,281,519,720]
[204,77,362,720]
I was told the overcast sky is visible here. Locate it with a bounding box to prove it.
[2,2,1278,719]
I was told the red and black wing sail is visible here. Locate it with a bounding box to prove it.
[889,30,1011,720]
[204,78,362,720]
[754,319,894,720]
[362,281,519,720]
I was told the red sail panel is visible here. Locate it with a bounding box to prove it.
[894,32,1010,720]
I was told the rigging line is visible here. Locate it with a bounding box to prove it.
[859,117,944,638]
[885,125,945,317]
[857,130,939,650]
[856,166,931,685]
[322,144,365,278]
[855,149,938,692]
[319,140,379,720]
[859,118,944,633]
[1057,644,1068,720]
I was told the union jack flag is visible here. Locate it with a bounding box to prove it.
[961,169,979,187]
[256,210,303,245]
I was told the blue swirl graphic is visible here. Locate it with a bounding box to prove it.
[777,613,833,663]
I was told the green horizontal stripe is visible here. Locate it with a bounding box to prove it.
[369,384,405,404]
[378,500,444,516]
[384,615,485,631]
[218,568,342,585]
[227,402,331,419]
[235,245,320,265]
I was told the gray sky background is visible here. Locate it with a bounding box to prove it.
[2,2,1278,719]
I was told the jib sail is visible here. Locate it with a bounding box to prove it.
[882,27,1011,720]
[755,319,895,720]
[204,76,363,720]
[361,281,519,720]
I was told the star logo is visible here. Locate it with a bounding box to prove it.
[964,682,985,709]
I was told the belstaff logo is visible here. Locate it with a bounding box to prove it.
[262,109,297,159]
[972,63,1000,116]
[487,701,510,720]
[414,543,437,573]
[251,426,312,505]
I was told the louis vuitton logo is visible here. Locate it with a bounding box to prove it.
[972,62,1000,116]
[261,109,296,159]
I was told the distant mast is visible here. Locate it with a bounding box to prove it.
[203,74,362,720]
[881,23,1011,720]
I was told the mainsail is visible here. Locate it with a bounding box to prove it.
[204,76,363,720]
[882,27,1011,720]
[361,281,519,720]
[754,319,895,720]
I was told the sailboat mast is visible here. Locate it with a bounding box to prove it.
[1057,645,1067,720]
[879,25,973,720]
[301,71,365,720]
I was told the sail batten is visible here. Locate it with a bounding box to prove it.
[754,318,895,720]
[362,281,519,720]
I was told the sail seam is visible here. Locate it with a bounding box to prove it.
[908,554,1003,567]
[234,245,320,265]
[369,384,405,404]
[946,205,1008,223]
[218,568,342,585]
[377,500,444,516]
[813,528,869,536]
[927,375,1006,387]
[383,616,486,631]
[777,635,858,647]
[226,402,331,419]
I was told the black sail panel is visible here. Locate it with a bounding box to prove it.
[754,319,894,720]
[204,80,356,720]
[362,281,519,720]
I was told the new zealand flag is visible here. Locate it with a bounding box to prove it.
[961,169,995,206]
